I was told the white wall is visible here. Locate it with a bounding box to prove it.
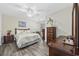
[2,15,19,35]
[0,13,2,45]
[26,20,41,32]
[50,7,72,37]
[2,15,41,36]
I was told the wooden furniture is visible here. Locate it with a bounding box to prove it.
[4,35,14,44]
[47,27,56,43]
[42,29,45,41]
[48,39,75,56]
[15,28,30,34]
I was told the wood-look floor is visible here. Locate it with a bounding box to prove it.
[0,40,48,56]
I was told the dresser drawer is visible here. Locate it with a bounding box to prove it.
[47,30,54,33]
[47,33,54,35]
[47,27,56,30]
[47,30,56,33]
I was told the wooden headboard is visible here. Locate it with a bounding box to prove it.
[15,28,30,34]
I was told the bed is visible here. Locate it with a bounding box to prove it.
[15,28,42,48]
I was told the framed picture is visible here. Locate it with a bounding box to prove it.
[18,21,26,27]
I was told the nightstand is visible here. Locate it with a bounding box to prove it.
[4,35,14,44]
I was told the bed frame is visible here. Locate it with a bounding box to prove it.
[15,28,40,35]
[15,28,30,34]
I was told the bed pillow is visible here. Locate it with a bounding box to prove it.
[24,30,31,33]
[17,30,24,34]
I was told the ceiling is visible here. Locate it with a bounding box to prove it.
[0,3,73,18]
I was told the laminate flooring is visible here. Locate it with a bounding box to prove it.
[0,40,48,56]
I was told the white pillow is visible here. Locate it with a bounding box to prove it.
[17,30,23,34]
[25,30,31,33]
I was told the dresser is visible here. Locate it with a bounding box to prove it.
[48,39,75,56]
[47,27,56,44]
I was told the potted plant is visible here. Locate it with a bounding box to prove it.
[47,17,53,27]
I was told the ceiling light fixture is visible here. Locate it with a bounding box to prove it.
[14,4,40,17]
